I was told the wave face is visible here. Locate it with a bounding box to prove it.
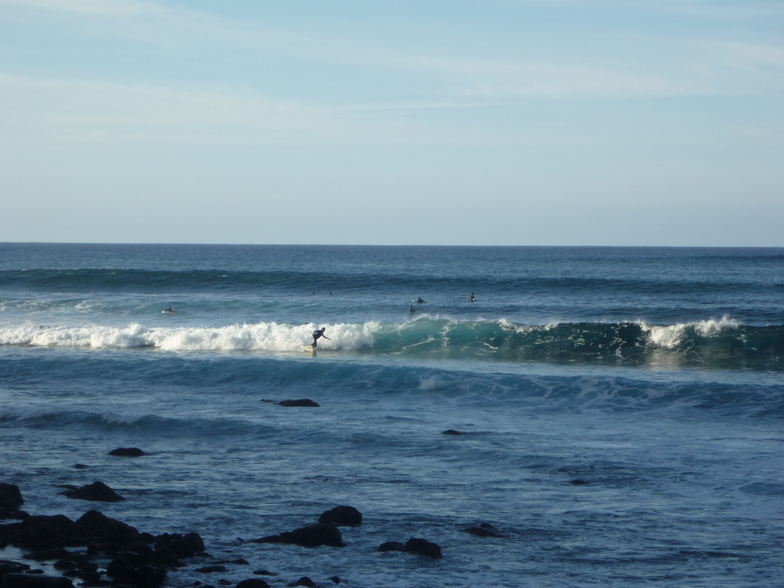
[2,317,782,369]
[1,244,783,370]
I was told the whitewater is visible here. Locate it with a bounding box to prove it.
[1,244,783,588]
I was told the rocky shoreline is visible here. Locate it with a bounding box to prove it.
[1,460,457,588]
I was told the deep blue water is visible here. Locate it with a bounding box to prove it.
[1,244,783,587]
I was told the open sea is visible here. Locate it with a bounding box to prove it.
[1,243,783,588]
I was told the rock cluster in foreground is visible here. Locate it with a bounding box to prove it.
[0,484,206,588]
[2,453,510,588]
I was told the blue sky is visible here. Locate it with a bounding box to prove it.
[1,0,782,246]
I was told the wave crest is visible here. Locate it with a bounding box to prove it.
[1,317,782,369]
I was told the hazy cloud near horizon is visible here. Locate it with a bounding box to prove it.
[1,0,782,246]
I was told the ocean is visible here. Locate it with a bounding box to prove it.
[1,243,782,587]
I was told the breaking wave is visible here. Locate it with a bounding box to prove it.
[1,316,782,369]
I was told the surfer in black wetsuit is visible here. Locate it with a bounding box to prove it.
[469,293,476,302]
[416,296,425,304]
[312,327,330,347]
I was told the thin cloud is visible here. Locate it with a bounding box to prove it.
[0,0,161,16]
[376,55,712,98]
[644,0,784,19]
[724,42,784,69]
[0,73,492,146]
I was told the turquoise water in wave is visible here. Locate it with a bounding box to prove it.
[1,244,783,587]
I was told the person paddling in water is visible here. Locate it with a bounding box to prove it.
[311,327,330,348]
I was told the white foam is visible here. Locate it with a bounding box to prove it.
[643,316,740,349]
[0,321,381,352]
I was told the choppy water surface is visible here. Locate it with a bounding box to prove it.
[1,244,782,587]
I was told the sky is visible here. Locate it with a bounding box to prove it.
[0,0,782,246]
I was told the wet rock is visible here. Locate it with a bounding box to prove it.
[0,574,73,588]
[108,448,146,457]
[277,399,320,407]
[107,549,154,576]
[0,509,28,522]
[155,532,205,559]
[6,515,77,551]
[442,429,462,435]
[20,550,72,563]
[252,524,344,548]
[252,570,273,576]
[571,479,589,485]
[290,578,314,587]
[73,465,88,470]
[0,562,31,583]
[0,484,23,511]
[404,538,442,559]
[110,565,165,588]
[236,580,270,588]
[0,485,26,521]
[329,577,340,585]
[60,482,124,503]
[378,538,442,559]
[462,523,505,538]
[195,567,227,574]
[74,510,139,545]
[378,541,407,553]
[318,506,362,527]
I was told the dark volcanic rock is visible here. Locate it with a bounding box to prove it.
[154,532,205,566]
[111,565,165,588]
[0,510,203,588]
[0,484,23,511]
[277,399,320,407]
[0,562,31,582]
[195,566,227,574]
[442,429,462,435]
[0,574,73,588]
[329,577,341,585]
[406,537,441,559]
[0,509,28,522]
[290,578,315,587]
[74,510,139,545]
[252,524,344,548]
[404,538,442,559]
[379,538,442,559]
[108,448,146,457]
[61,482,124,503]
[462,523,505,538]
[318,506,362,527]
[7,515,78,551]
[236,580,271,588]
[0,485,26,521]
[378,541,407,553]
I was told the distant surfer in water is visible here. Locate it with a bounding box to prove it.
[163,307,175,313]
[409,304,416,313]
[311,327,330,348]
[469,293,476,302]
[416,296,425,304]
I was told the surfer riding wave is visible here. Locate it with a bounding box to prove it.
[311,327,330,348]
